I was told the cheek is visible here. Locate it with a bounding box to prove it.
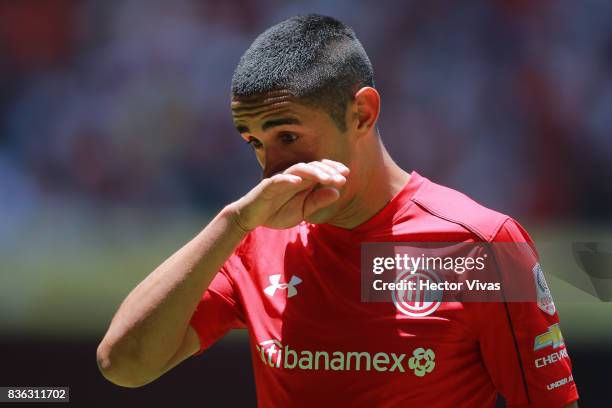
[319,133,351,165]
[253,150,265,168]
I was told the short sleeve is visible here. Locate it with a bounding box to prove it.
[478,219,579,407]
[189,254,247,356]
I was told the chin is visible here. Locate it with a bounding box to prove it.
[304,205,337,225]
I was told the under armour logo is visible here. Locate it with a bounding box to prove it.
[264,274,302,298]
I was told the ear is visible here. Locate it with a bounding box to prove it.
[351,87,380,136]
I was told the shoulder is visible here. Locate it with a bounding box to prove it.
[410,174,515,242]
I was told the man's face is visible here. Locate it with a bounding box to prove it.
[231,89,354,222]
[232,90,351,178]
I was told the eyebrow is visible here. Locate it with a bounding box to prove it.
[262,117,301,131]
[235,117,302,133]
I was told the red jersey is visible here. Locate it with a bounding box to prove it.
[189,171,578,407]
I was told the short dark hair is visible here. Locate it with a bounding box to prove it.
[231,14,374,131]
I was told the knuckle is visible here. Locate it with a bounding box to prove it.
[265,176,284,188]
[321,164,338,173]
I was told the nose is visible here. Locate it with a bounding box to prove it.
[263,158,297,179]
[260,144,317,179]
[260,143,297,179]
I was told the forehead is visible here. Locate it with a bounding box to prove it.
[231,90,296,113]
[231,90,322,130]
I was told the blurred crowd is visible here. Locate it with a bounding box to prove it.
[1,0,610,226]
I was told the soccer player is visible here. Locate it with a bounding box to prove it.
[97,14,579,407]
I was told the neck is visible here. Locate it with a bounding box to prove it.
[327,140,410,230]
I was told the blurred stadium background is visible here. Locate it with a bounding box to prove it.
[0,0,610,406]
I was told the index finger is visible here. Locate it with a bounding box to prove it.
[321,159,350,175]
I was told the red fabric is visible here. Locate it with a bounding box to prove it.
[189,171,578,407]
[476,219,578,407]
